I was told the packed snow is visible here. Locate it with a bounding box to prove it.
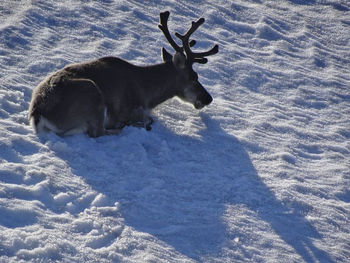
[1,0,350,262]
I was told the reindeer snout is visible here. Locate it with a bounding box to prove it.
[200,89,213,105]
[204,93,213,105]
[195,91,213,109]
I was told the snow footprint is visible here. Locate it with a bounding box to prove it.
[86,225,124,249]
[0,166,53,204]
[0,206,38,228]
[69,194,123,250]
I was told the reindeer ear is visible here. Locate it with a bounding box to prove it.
[172,52,186,69]
[162,47,173,62]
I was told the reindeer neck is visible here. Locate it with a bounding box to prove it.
[138,62,178,109]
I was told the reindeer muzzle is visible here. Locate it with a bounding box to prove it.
[195,92,213,109]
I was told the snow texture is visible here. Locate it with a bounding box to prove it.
[1,0,350,262]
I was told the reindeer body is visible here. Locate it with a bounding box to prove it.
[29,11,218,137]
[29,57,181,136]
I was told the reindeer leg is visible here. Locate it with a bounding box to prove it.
[104,128,123,135]
[144,116,154,131]
[127,107,154,131]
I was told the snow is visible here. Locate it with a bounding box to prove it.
[0,0,349,262]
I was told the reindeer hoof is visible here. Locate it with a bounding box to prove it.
[145,117,153,131]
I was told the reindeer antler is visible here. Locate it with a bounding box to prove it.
[175,18,218,64]
[158,11,182,53]
[159,11,218,64]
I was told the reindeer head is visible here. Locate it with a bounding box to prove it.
[158,11,219,109]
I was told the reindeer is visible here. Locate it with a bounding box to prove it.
[28,11,219,137]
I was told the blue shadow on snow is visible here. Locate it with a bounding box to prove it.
[50,113,333,262]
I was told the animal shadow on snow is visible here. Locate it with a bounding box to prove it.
[53,113,333,262]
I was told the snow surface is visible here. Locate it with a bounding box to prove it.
[1,0,350,262]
